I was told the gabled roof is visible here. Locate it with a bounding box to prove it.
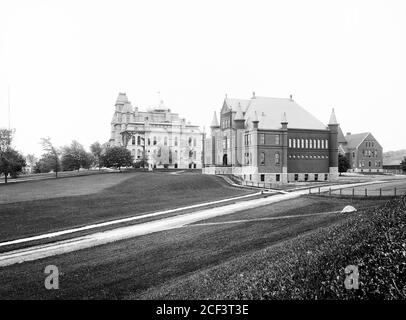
[243,96,327,130]
[344,132,370,149]
[223,98,251,113]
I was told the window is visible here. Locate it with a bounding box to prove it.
[276,174,280,182]
[153,137,157,145]
[324,174,328,181]
[305,174,309,181]
[137,149,142,159]
[317,139,320,149]
[301,139,304,148]
[223,137,227,149]
[325,139,328,149]
[131,149,135,156]
[313,139,317,149]
[193,138,197,147]
[260,134,265,145]
[315,174,318,181]
[275,152,280,165]
[309,139,313,148]
[148,138,151,146]
[289,139,292,148]
[294,174,299,181]
[321,140,324,149]
[260,152,265,165]
[293,139,296,148]
[193,151,197,160]
[175,137,178,146]
[138,136,142,145]
[188,137,192,146]
[368,161,371,167]
[132,136,136,145]
[352,152,355,158]
[275,135,280,145]
[260,174,265,182]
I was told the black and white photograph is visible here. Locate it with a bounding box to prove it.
[0,0,405,315]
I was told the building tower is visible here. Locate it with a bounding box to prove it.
[281,112,288,183]
[328,108,339,180]
[210,111,220,165]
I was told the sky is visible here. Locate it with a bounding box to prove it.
[0,0,405,157]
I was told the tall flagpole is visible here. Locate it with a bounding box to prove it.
[8,84,11,130]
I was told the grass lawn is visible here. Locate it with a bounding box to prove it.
[0,196,386,299]
[0,172,252,242]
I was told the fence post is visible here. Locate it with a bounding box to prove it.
[380,188,382,198]
[329,188,331,196]
[352,188,354,198]
[365,188,367,197]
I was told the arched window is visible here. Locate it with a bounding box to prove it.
[325,139,328,149]
[293,139,296,148]
[317,139,320,149]
[289,139,292,148]
[275,152,280,165]
[309,139,313,148]
[153,136,157,145]
[301,139,304,148]
[188,137,192,146]
[131,136,135,145]
[137,136,141,145]
[305,139,308,148]
[321,139,324,149]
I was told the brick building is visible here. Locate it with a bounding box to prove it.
[203,93,339,184]
[338,129,383,173]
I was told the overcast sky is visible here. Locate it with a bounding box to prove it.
[0,0,405,156]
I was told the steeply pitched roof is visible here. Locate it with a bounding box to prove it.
[243,96,327,130]
[328,108,338,125]
[211,111,219,127]
[224,98,251,112]
[344,132,370,149]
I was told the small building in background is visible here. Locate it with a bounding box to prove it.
[109,93,203,169]
[338,129,383,173]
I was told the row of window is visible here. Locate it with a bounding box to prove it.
[289,154,329,159]
[259,152,280,166]
[289,138,328,149]
[259,134,280,145]
[132,148,198,161]
[357,160,381,167]
[361,150,379,158]
[246,173,329,182]
[131,136,197,147]
[365,141,375,148]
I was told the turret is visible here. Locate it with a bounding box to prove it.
[210,111,220,130]
[233,103,245,130]
[328,108,339,180]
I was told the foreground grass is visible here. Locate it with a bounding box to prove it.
[0,172,251,242]
[0,196,371,299]
[141,196,406,300]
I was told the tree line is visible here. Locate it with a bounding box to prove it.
[0,128,134,183]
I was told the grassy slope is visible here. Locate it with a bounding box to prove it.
[0,197,385,299]
[0,172,252,242]
[141,196,406,300]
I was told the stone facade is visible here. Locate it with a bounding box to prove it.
[109,93,203,169]
[203,94,339,184]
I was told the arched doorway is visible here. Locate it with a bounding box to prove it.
[223,154,228,166]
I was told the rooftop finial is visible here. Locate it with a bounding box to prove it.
[281,112,288,124]
[289,94,293,101]
[252,91,256,98]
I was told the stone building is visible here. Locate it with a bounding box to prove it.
[338,129,383,173]
[109,93,203,169]
[203,93,339,184]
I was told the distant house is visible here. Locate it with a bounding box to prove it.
[338,128,383,173]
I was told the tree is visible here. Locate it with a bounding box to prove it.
[40,137,60,178]
[401,157,406,173]
[338,154,351,175]
[34,153,61,173]
[90,141,103,170]
[100,146,133,170]
[0,148,26,183]
[61,140,91,171]
[0,128,26,183]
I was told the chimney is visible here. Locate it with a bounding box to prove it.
[289,94,293,101]
[252,91,256,98]
[346,132,351,136]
